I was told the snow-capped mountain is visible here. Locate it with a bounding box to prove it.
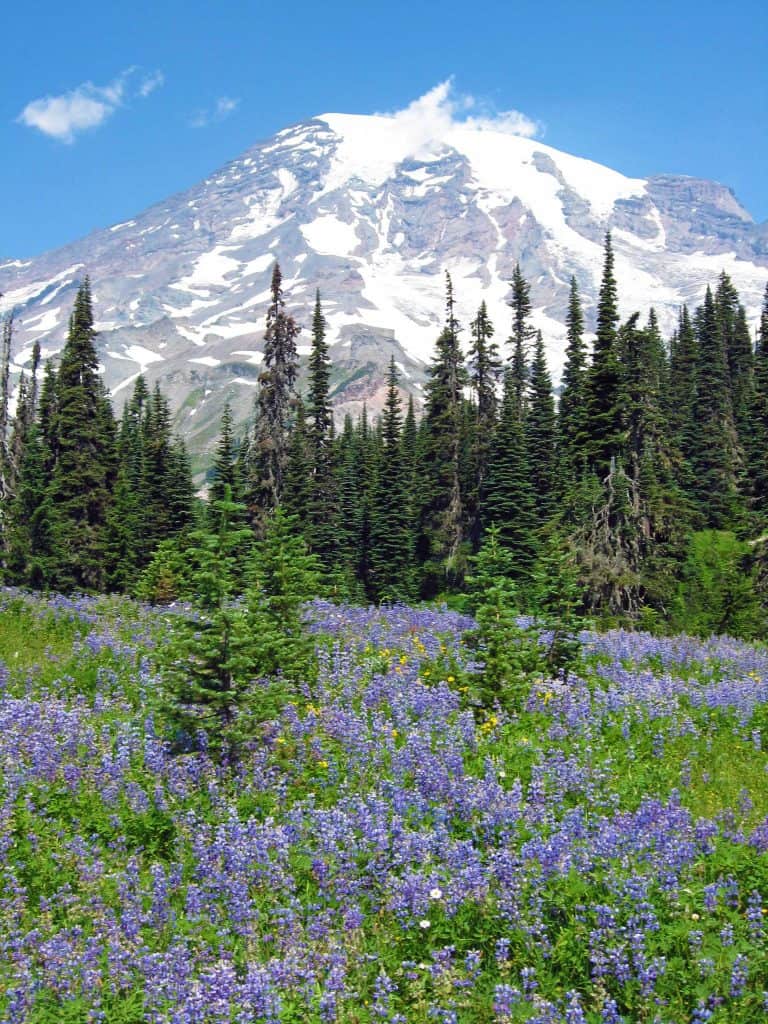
[1,105,767,458]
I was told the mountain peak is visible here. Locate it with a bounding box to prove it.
[1,107,766,462]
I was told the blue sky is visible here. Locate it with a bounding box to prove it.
[3,0,766,257]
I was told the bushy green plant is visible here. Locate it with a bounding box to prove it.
[156,491,261,757]
[529,529,586,679]
[157,498,321,759]
[134,535,192,604]
[247,505,322,684]
[672,529,764,638]
[465,525,544,710]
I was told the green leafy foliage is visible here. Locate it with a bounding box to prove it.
[465,525,544,710]
[672,530,764,638]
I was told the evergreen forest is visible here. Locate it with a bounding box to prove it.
[3,239,768,639]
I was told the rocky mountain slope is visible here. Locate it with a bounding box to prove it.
[1,109,767,462]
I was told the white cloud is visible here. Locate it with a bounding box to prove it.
[190,95,240,129]
[17,67,165,143]
[378,78,541,157]
[138,70,165,98]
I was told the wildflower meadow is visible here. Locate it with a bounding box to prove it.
[0,589,767,1023]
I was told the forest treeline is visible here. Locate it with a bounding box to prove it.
[1,236,768,635]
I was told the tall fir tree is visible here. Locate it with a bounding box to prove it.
[715,272,754,452]
[400,394,421,564]
[557,276,588,487]
[584,233,623,477]
[48,279,117,592]
[689,286,745,529]
[104,383,146,591]
[467,300,501,543]
[5,341,40,506]
[618,312,688,604]
[334,413,367,599]
[483,370,538,580]
[144,383,188,544]
[525,330,557,521]
[748,284,768,516]
[508,263,535,417]
[4,424,57,588]
[283,397,313,524]
[667,305,699,475]
[104,378,193,590]
[209,402,241,509]
[248,262,300,530]
[305,291,337,562]
[369,358,413,602]
[417,273,467,594]
[0,313,14,507]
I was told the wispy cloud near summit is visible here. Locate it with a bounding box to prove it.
[190,96,240,129]
[378,79,542,155]
[17,67,164,143]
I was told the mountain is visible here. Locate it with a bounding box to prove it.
[1,111,767,465]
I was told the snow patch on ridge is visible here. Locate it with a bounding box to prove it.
[176,248,241,290]
[301,216,359,256]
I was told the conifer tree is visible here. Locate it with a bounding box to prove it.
[468,300,501,428]
[5,341,40,505]
[584,233,623,477]
[618,312,688,604]
[37,360,59,471]
[248,505,321,684]
[483,371,538,579]
[525,330,557,520]
[283,397,312,524]
[575,456,645,617]
[715,272,754,451]
[144,383,185,544]
[748,284,768,515]
[467,301,501,541]
[457,397,480,544]
[209,402,241,509]
[334,413,367,598]
[0,313,14,507]
[165,440,195,535]
[104,392,145,592]
[356,405,379,597]
[508,263,535,416]
[157,488,266,759]
[401,394,418,496]
[305,291,337,561]
[48,279,117,591]
[417,273,467,593]
[400,395,421,565]
[689,286,745,528]
[208,403,250,588]
[104,378,193,591]
[4,424,56,588]
[667,305,699,471]
[248,262,300,530]
[369,358,413,602]
[557,277,588,485]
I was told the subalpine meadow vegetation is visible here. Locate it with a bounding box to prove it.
[0,240,768,1022]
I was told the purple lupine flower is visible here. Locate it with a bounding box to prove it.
[730,953,748,998]
[493,984,522,1016]
[747,889,764,941]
